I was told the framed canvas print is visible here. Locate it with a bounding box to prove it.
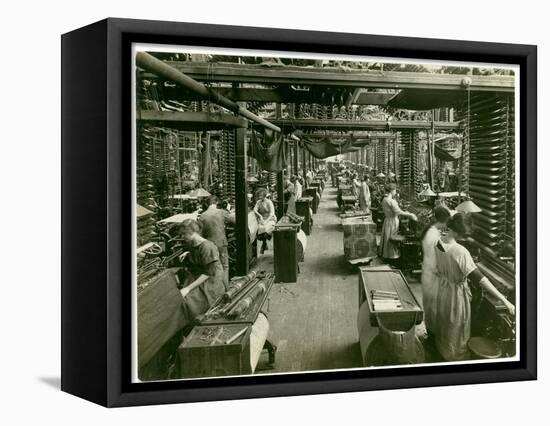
[61,18,537,407]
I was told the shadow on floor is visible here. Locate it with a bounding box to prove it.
[38,376,61,389]
[314,222,341,232]
[319,342,363,370]
[305,254,355,277]
[321,205,340,213]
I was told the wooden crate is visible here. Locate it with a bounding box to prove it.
[310,181,323,195]
[339,183,353,194]
[358,267,423,327]
[178,324,252,378]
[273,222,300,283]
[295,197,313,235]
[313,177,325,190]
[138,269,187,371]
[303,188,319,213]
[341,195,357,211]
[343,216,377,260]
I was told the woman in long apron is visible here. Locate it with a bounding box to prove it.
[253,188,277,254]
[420,206,451,336]
[358,175,371,211]
[178,219,226,323]
[378,183,417,263]
[433,213,515,361]
[284,176,296,214]
[351,174,360,198]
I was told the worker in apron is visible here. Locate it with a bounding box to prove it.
[294,175,303,200]
[198,195,235,288]
[378,183,417,263]
[432,213,515,361]
[351,173,360,198]
[358,175,371,211]
[420,205,451,336]
[178,219,226,323]
[283,176,296,214]
[253,188,277,254]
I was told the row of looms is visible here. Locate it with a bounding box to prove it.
[135,52,517,379]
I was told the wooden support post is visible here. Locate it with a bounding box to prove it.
[293,139,299,178]
[276,103,282,119]
[394,135,398,184]
[426,110,435,190]
[283,137,288,174]
[274,102,285,218]
[276,171,285,218]
[387,139,392,174]
[290,140,295,176]
[235,127,249,275]
[431,109,436,189]
[289,141,293,175]
[302,148,307,184]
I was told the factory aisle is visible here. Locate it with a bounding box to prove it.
[255,183,363,373]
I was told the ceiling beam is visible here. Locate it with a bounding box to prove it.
[137,110,248,131]
[141,62,515,92]
[268,118,460,131]
[302,131,399,138]
[158,86,356,104]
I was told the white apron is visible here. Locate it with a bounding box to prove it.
[433,240,477,361]
[421,226,441,334]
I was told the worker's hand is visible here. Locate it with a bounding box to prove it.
[410,213,418,221]
[179,251,189,262]
[506,301,515,316]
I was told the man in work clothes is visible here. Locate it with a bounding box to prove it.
[198,195,235,288]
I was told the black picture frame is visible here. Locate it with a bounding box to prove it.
[61,17,537,407]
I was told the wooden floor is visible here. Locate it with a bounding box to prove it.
[254,184,364,373]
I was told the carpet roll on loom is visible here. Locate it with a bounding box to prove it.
[250,313,270,373]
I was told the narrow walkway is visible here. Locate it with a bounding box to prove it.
[255,183,362,373]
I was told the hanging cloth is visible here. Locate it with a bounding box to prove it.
[352,138,371,148]
[434,141,462,162]
[250,129,286,172]
[301,135,355,159]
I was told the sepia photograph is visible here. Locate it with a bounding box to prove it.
[132,44,519,382]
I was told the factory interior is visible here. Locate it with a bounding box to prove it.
[135,51,517,381]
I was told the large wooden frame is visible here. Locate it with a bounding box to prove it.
[61,18,537,407]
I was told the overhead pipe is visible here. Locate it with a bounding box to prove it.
[137,51,298,138]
